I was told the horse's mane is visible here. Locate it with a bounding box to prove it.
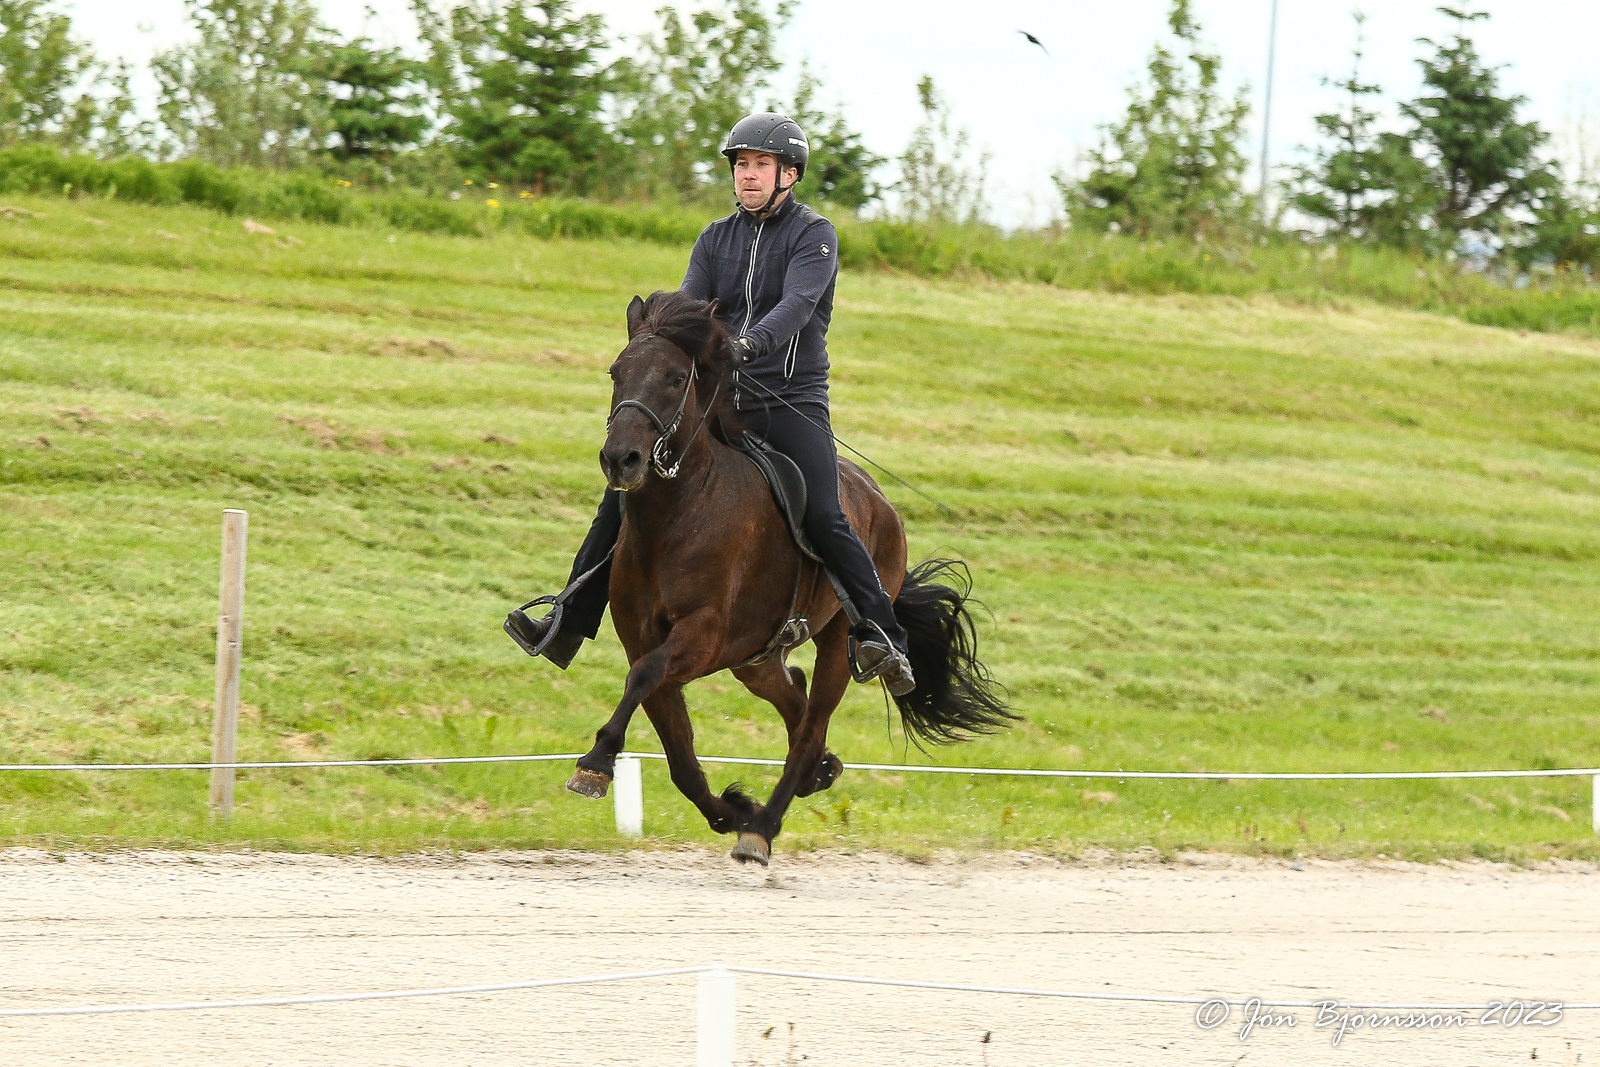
[630,289,746,444]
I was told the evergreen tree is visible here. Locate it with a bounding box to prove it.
[1400,5,1556,245]
[152,0,333,168]
[609,0,794,200]
[420,0,607,191]
[1060,0,1250,237]
[789,62,883,212]
[1289,13,1382,235]
[1288,13,1436,248]
[319,38,429,162]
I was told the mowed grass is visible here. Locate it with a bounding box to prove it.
[1,193,1598,862]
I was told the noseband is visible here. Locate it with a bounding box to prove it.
[607,352,722,480]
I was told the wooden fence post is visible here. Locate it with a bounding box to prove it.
[210,510,248,817]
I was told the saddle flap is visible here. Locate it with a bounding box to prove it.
[737,432,821,563]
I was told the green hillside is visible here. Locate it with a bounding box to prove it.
[2,194,1598,861]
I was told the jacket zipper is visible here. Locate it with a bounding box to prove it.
[784,333,800,378]
[734,220,765,411]
[740,219,765,338]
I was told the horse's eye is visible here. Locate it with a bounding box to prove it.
[670,374,687,388]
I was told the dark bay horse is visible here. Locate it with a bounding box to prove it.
[564,290,1014,865]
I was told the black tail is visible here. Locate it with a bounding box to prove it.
[890,559,1018,747]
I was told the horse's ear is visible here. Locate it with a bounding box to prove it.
[701,299,726,363]
[626,295,646,336]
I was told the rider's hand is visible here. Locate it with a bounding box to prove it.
[729,336,758,366]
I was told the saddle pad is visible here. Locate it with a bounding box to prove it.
[736,433,822,563]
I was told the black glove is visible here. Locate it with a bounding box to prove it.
[729,336,758,366]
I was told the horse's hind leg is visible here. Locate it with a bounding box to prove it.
[641,685,752,834]
[732,617,854,865]
[732,658,842,799]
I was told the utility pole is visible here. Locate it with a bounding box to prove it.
[1260,0,1280,219]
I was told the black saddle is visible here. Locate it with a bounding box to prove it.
[734,432,821,563]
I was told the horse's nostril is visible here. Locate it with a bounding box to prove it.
[622,450,642,470]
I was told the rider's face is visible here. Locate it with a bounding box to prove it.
[733,150,795,212]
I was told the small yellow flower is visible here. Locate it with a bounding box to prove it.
[519,190,534,199]
[335,179,353,188]
[485,198,500,208]
[1203,253,1211,261]
[464,179,474,186]
[488,182,499,189]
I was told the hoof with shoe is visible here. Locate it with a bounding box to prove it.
[729,832,771,866]
[566,767,611,799]
[797,752,843,798]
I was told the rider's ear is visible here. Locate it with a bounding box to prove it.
[626,295,646,336]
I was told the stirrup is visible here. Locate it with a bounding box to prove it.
[504,596,564,658]
[848,620,915,695]
[504,545,616,663]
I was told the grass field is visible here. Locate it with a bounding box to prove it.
[2,193,1598,862]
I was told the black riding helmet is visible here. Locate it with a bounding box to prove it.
[723,113,809,213]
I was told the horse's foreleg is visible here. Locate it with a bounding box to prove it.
[566,643,673,798]
[731,616,853,865]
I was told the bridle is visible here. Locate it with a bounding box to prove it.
[606,345,722,480]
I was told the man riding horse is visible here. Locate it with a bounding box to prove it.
[507,112,916,695]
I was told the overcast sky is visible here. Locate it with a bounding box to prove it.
[62,0,1600,227]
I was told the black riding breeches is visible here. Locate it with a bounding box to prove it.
[556,402,908,649]
[559,487,623,640]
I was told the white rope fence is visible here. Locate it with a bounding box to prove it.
[5,751,1599,834]
[2,962,1594,1065]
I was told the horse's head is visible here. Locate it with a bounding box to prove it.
[601,290,733,491]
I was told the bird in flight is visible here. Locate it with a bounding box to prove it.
[1018,30,1050,56]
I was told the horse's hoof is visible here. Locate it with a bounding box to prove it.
[730,832,771,867]
[566,768,611,799]
[798,752,843,798]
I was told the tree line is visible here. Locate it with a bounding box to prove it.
[0,0,906,210]
[1063,1,1598,269]
[0,0,1594,269]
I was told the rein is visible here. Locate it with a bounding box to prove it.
[606,352,723,480]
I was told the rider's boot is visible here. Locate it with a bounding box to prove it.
[504,607,585,669]
[505,493,620,670]
[849,621,916,697]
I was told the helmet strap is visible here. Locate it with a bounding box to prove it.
[757,168,797,216]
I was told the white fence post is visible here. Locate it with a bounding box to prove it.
[1592,775,1599,834]
[614,755,642,837]
[697,966,736,1067]
[209,509,248,818]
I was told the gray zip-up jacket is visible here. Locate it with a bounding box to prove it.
[681,195,838,409]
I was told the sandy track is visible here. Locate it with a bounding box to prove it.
[0,847,1594,1066]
